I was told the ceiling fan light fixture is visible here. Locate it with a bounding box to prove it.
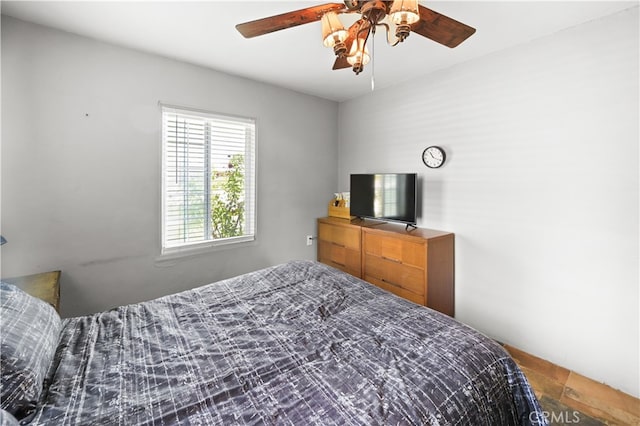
[321,12,347,47]
[236,1,476,76]
[347,36,370,75]
[390,0,420,42]
[389,0,420,25]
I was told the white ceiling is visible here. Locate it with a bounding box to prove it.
[1,1,636,102]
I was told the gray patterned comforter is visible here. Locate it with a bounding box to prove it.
[26,260,545,425]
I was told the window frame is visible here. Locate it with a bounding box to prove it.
[159,103,257,257]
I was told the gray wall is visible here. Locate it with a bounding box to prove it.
[1,16,339,317]
[338,8,639,397]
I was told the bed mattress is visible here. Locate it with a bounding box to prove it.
[24,260,544,425]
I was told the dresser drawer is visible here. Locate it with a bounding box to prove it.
[363,232,426,269]
[318,240,361,277]
[363,254,425,295]
[365,275,425,305]
[318,222,360,251]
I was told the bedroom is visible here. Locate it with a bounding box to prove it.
[1,0,638,424]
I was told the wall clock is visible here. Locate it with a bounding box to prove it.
[422,146,446,168]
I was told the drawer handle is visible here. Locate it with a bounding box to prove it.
[381,278,401,288]
[382,256,401,264]
[332,261,346,267]
[332,243,346,248]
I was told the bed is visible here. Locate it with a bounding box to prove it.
[1,260,546,425]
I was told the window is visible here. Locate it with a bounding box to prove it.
[161,105,256,253]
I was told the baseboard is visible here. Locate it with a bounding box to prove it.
[503,344,639,425]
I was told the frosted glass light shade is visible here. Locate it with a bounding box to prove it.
[321,12,347,47]
[347,37,370,66]
[389,0,420,25]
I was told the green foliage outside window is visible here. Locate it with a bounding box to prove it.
[211,154,245,239]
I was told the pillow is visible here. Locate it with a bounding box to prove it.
[0,282,61,419]
[0,409,20,426]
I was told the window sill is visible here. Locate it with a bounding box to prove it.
[155,236,256,266]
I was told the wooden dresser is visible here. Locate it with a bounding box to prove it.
[317,217,455,316]
[317,217,362,278]
[3,271,61,313]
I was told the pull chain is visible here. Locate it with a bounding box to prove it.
[370,26,375,91]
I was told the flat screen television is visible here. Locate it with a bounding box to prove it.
[350,173,417,225]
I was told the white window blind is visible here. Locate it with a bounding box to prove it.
[161,105,255,252]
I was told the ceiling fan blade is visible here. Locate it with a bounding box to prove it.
[411,5,476,48]
[333,56,351,70]
[236,3,347,38]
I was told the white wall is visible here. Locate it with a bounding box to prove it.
[1,16,339,317]
[338,8,639,397]
[2,6,638,398]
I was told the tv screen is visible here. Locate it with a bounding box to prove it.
[350,173,417,225]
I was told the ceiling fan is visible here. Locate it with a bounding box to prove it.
[236,0,475,75]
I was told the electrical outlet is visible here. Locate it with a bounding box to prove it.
[306,235,313,246]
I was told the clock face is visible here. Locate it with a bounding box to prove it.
[422,146,446,168]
